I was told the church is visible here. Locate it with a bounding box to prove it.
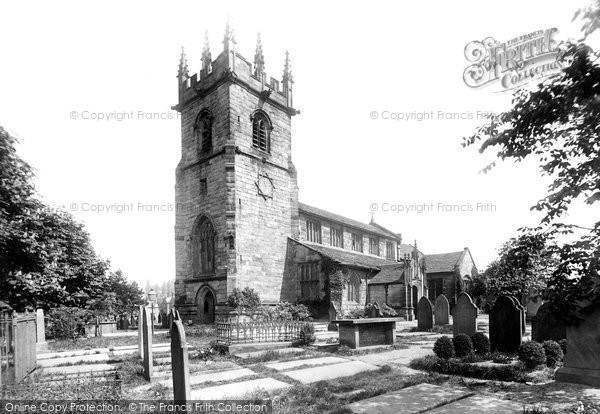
[172,26,478,323]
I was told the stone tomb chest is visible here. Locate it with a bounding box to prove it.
[334,318,401,349]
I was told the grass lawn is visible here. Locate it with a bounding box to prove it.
[47,333,167,352]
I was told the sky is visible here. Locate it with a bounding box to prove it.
[0,0,597,287]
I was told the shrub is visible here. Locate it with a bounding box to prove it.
[380,303,398,317]
[409,355,529,382]
[490,351,514,364]
[542,340,564,367]
[471,332,490,355]
[226,287,261,312]
[344,307,366,319]
[295,322,316,346]
[518,341,546,369]
[558,339,567,355]
[337,345,353,356]
[453,334,473,357]
[46,306,92,341]
[433,336,455,359]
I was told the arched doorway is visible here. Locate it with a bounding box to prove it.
[196,287,215,323]
[412,286,418,318]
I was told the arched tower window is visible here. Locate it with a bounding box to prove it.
[251,111,271,152]
[195,110,213,153]
[192,217,215,275]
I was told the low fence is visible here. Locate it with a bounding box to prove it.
[216,321,306,345]
[1,311,37,386]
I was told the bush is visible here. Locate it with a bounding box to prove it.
[380,303,398,317]
[518,341,546,369]
[558,339,567,355]
[46,306,92,341]
[344,307,366,319]
[433,336,455,359]
[255,302,312,322]
[542,340,564,367]
[453,334,473,357]
[471,332,490,355]
[490,351,514,364]
[226,287,261,312]
[409,355,529,382]
[296,322,316,346]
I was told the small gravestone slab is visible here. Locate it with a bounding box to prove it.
[171,318,190,402]
[556,309,600,387]
[138,305,144,358]
[417,297,433,331]
[532,302,566,342]
[490,295,522,353]
[453,292,478,337]
[434,295,450,326]
[142,307,153,381]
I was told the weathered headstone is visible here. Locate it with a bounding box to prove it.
[171,316,191,402]
[434,294,450,326]
[490,295,522,353]
[168,308,181,336]
[142,307,153,381]
[509,296,527,335]
[417,297,433,331]
[36,309,46,344]
[453,292,478,337]
[532,303,566,342]
[138,305,144,358]
[556,309,600,387]
[367,302,383,318]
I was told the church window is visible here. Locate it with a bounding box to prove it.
[252,112,270,152]
[192,217,215,275]
[386,242,395,259]
[351,233,363,252]
[299,262,320,300]
[347,273,360,302]
[306,219,321,243]
[369,237,379,255]
[195,110,213,153]
[330,226,343,248]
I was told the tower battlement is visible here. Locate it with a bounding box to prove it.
[174,26,296,115]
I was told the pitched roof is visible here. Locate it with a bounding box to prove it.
[424,251,465,273]
[369,263,407,284]
[291,239,396,270]
[298,202,401,240]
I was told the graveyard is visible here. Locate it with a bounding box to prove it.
[3,294,600,414]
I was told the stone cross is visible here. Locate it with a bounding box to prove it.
[434,294,450,325]
[453,292,478,337]
[532,302,566,342]
[417,296,433,331]
[142,306,153,381]
[171,316,191,402]
[489,295,522,353]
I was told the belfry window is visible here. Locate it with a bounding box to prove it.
[195,110,212,153]
[192,217,215,275]
[252,112,270,152]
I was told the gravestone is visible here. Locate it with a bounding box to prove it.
[328,301,340,331]
[367,302,383,318]
[168,308,181,337]
[417,297,433,331]
[509,296,526,335]
[36,309,46,344]
[434,295,450,326]
[171,316,191,402]
[138,305,144,358]
[532,303,566,342]
[142,307,153,381]
[453,292,478,337]
[556,309,600,387]
[490,295,522,353]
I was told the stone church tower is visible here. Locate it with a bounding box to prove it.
[173,26,299,322]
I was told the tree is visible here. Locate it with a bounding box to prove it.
[483,234,558,300]
[464,4,600,324]
[106,270,145,316]
[226,287,261,315]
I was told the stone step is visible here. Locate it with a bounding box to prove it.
[38,353,112,367]
[40,363,120,376]
[283,361,379,384]
[265,356,348,371]
[345,383,472,413]
[38,348,111,360]
[190,378,291,400]
[233,347,305,360]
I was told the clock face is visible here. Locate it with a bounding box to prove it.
[256,174,274,199]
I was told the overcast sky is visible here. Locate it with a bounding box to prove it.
[1,0,597,287]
